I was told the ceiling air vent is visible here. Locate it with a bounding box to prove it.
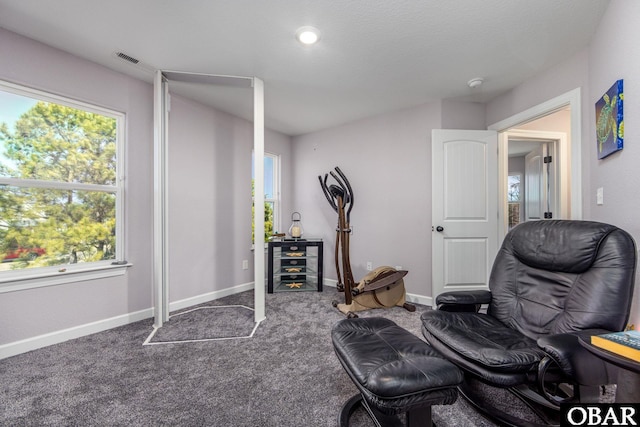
[115,51,140,65]
[112,51,155,74]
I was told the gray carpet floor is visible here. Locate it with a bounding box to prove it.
[0,288,591,426]
[146,305,259,343]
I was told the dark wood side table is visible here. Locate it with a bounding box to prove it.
[578,335,640,403]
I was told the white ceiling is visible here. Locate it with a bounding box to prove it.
[0,0,609,136]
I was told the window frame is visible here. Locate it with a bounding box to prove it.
[0,79,128,292]
[264,152,281,235]
[252,151,281,240]
[507,172,523,229]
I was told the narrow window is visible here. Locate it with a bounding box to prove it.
[507,174,522,229]
[252,152,280,242]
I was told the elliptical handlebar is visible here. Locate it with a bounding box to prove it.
[334,167,354,223]
[318,167,355,219]
[329,171,349,203]
[318,174,338,213]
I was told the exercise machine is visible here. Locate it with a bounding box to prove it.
[318,167,415,317]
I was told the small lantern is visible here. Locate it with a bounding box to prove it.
[288,212,304,238]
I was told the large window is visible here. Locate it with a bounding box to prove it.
[252,152,280,241]
[0,81,124,280]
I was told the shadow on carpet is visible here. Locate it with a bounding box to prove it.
[143,304,260,345]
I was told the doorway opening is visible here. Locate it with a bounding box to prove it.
[153,71,266,329]
[490,88,582,241]
[505,128,568,230]
[507,138,555,230]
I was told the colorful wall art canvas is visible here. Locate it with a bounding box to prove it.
[595,79,624,159]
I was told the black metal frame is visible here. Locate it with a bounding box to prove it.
[338,393,434,427]
[457,380,558,427]
[266,239,323,293]
[454,374,602,427]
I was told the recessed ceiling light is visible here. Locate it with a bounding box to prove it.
[296,26,321,45]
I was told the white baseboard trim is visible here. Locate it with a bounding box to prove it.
[0,307,153,360]
[323,278,433,307]
[1,280,429,360]
[0,281,256,360]
[169,281,254,312]
[323,278,339,288]
[405,292,433,307]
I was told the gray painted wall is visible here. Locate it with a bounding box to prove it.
[2,0,639,350]
[587,0,640,325]
[167,93,292,300]
[291,0,640,322]
[486,0,640,326]
[0,29,292,347]
[292,102,463,298]
[0,28,154,345]
[290,100,486,299]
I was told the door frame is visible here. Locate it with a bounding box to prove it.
[504,130,568,227]
[489,88,582,241]
[153,71,266,328]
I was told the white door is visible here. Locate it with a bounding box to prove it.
[431,129,499,306]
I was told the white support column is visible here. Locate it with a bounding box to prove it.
[153,71,170,327]
[253,77,266,323]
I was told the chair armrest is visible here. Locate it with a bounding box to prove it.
[537,329,617,385]
[435,290,492,312]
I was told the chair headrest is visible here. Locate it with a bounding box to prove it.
[509,220,619,273]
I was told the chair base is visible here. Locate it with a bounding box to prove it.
[458,379,562,427]
[338,393,435,427]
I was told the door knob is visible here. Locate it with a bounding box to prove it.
[436,226,444,232]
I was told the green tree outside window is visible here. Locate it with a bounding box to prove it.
[252,180,274,242]
[0,100,118,270]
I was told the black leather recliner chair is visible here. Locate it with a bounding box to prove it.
[421,220,637,425]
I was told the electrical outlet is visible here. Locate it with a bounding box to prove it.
[242,260,249,270]
[366,261,373,271]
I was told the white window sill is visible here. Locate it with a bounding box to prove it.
[0,262,132,294]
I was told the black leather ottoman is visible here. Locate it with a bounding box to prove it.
[331,317,463,426]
